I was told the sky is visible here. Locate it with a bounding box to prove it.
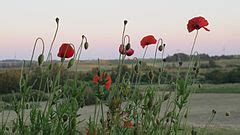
[0,0,240,60]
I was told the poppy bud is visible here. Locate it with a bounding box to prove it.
[179,61,183,66]
[225,112,230,116]
[125,43,131,50]
[134,64,139,73]
[148,70,154,80]
[55,17,59,23]
[212,109,216,114]
[67,58,75,68]
[163,58,166,62]
[124,20,128,25]
[139,61,142,65]
[194,61,198,67]
[119,44,126,54]
[163,93,170,101]
[84,42,89,50]
[158,45,163,51]
[38,54,44,66]
[48,63,52,70]
[62,114,68,122]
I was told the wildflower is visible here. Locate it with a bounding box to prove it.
[93,72,112,90]
[187,16,210,32]
[126,48,134,56]
[57,43,74,58]
[124,121,134,128]
[140,35,157,48]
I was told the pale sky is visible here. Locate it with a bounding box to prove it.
[0,0,240,60]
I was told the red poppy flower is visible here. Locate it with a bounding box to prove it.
[126,48,134,56]
[93,72,112,90]
[140,35,157,48]
[57,43,74,58]
[187,16,210,33]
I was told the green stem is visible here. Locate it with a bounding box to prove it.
[184,30,199,88]
[29,37,45,68]
[153,38,163,68]
[46,18,59,61]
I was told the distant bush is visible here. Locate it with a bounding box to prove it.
[0,69,21,94]
[205,68,240,83]
[1,90,48,103]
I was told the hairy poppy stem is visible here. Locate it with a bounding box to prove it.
[46,18,59,61]
[29,37,45,68]
[142,45,148,61]
[184,30,199,88]
[153,38,163,68]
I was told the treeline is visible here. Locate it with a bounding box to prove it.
[1,62,240,94]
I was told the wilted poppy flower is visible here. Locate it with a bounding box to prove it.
[187,16,210,32]
[126,48,134,56]
[93,72,112,90]
[140,35,157,48]
[57,43,74,58]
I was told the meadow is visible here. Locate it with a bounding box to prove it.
[1,17,240,135]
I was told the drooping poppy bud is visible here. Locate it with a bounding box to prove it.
[124,20,128,25]
[84,42,89,50]
[125,43,131,50]
[38,54,44,66]
[119,44,126,54]
[126,48,134,56]
[55,17,59,24]
[158,45,163,51]
[67,58,75,68]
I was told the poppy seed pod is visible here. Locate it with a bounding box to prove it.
[125,43,131,50]
[67,58,75,69]
[84,42,89,50]
[158,45,163,51]
[38,54,44,66]
[55,18,59,23]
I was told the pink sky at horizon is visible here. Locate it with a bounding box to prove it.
[0,0,240,60]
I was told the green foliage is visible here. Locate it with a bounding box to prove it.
[0,70,21,94]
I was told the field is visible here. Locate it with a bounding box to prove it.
[1,93,240,134]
